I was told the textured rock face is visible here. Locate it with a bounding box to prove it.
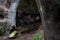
[17,0,39,13]
[35,0,60,40]
[0,0,9,19]
[0,0,10,34]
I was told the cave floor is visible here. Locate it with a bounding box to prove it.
[0,25,43,40]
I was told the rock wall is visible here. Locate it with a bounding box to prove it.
[35,0,60,40]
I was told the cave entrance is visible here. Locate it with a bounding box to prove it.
[16,0,42,32]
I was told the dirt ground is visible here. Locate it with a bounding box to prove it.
[0,25,43,40]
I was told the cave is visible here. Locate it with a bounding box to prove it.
[16,0,41,31]
[0,0,60,40]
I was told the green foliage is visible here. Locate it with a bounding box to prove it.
[33,32,44,40]
[0,25,4,32]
